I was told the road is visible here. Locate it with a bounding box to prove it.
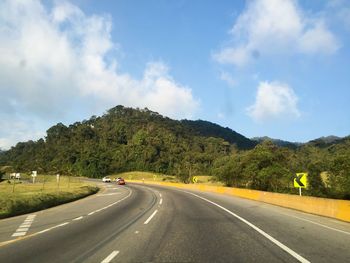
[0,181,349,262]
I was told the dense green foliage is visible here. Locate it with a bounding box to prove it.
[0,106,236,179]
[212,139,350,199]
[0,105,349,199]
[182,120,256,149]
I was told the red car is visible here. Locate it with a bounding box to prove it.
[116,177,126,185]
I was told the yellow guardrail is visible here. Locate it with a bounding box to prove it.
[128,180,350,222]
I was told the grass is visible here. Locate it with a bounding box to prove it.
[110,171,224,186]
[0,175,99,219]
[110,171,178,182]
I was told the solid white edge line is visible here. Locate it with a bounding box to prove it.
[37,222,70,234]
[56,222,70,227]
[144,210,158,225]
[183,191,310,263]
[101,250,120,263]
[279,213,350,236]
[11,189,135,240]
[37,229,51,234]
[159,198,163,205]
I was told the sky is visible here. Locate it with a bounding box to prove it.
[1,0,350,149]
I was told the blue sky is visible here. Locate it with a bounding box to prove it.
[1,0,349,149]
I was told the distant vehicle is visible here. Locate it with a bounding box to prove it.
[116,178,125,185]
[10,173,21,179]
[102,176,111,183]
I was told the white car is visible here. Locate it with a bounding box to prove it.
[102,176,111,183]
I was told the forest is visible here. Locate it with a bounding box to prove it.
[0,105,349,199]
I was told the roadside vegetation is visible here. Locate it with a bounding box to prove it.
[0,106,349,200]
[110,171,177,182]
[0,175,98,219]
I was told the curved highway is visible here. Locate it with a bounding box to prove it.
[0,181,349,262]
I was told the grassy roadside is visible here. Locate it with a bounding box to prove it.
[111,171,224,186]
[0,175,99,219]
[110,171,177,182]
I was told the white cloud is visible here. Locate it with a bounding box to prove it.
[327,0,350,30]
[247,81,300,122]
[214,0,339,67]
[0,0,199,149]
[220,72,236,87]
[298,22,339,54]
[0,115,46,150]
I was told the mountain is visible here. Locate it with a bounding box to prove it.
[251,136,301,149]
[182,120,256,150]
[306,135,349,148]
[0,105,254,177]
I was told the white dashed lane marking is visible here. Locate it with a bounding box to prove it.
[11,214,36,237]
[101,250,119,263]
[144,210,158,225]
[97,193,121,197]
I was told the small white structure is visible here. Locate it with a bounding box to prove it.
[32,171,37,183]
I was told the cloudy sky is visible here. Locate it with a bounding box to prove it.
[1,0,349,149]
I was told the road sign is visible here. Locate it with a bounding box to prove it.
[294,173,308,188]
[192,176,198,183]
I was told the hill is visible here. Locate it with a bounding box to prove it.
[182,120,256,149]
[0,105,253,178]
[306,135,349,148]
[251,136,301,149]
[1,105,349,199]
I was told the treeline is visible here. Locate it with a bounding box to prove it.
[0,105,349,199]
[0,106,233,178]
[212,139,350,199]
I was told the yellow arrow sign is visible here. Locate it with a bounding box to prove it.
[192,176,198,183]
[294,173,308,188]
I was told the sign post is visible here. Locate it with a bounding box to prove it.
[31,171,37,184]
[57,174,60,190]
[294,173,308,196]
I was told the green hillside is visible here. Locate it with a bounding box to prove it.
[1,105,349,199]
[182,120,256,149]
[0,106,244,179]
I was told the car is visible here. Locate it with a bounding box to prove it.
[116,177,126,185]
[102,176,111,183]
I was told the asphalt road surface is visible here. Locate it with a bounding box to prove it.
[0,181,349,262]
